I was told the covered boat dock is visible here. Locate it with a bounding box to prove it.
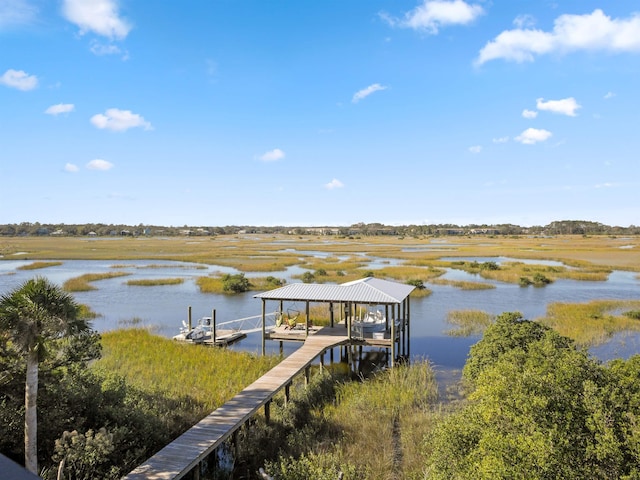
[254,277,415,367]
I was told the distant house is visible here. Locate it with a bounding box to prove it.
[87,231,97,237]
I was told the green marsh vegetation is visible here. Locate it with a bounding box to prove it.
[445,310,494,336]
[539,299,640,346]
[429,278,496,290]
[94,329,279,414]
[126,278,185,286]
[63,272,131,292]
[17,261,63,270]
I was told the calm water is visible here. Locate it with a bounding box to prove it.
[1,255,639,372]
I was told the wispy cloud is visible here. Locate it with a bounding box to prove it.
[468,145,482,153]
[515,127,552,145]
[62,0,132,40]
[0,68,37,90]
[0,0,38,29]
[382,0,484,34]
[536,97,581,116]
[324,178,344,190]
[476,9,640,65]
[86,159,114,171]
[45,103,75,115]
[90,108,152,131]
[522,109,538,119]
[604,91,616,100]
[258,148,285,162]
[90,40,126,58]
[352,83,387,103]
[492,136,509,144]
[64,163,79,173]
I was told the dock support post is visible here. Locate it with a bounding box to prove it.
[407,297,411,361]
[261,300,266,356]
[212,308,216,344]
[285,383,290,406]
[188,305,192,331]
[305,366,310,387]
[305,301,310,337]
[265,400,271,424]
[320,352,324,372]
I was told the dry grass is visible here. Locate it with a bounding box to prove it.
[17,261,63,270]
[429,278,496,290]
[63,272,131,291]
[126,278,185,286]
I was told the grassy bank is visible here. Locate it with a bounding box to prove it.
[63,272,131,291]
[94,329,280,414]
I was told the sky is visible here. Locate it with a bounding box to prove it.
[1,0,639,228]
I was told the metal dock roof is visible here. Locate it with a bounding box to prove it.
[253,277,415,304]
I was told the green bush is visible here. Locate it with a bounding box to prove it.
[221,273,251,293]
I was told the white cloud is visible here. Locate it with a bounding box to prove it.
[64,163,79,172]
[90,108,152,131]
[90,41,122,56]
[522,109,538,119]
[258,148,285,162]
[476,9,640,65]
[492,136,509,144]
[536,97,581,116]
[604,91,616,99]
[62,0,132,40]
[515,127,553,144]
[0,69,37,90]
[324,178,344,190]
[86,159,114,171]
[384,0,484,34]
[45,103,75,115]
[468,145,482,153]
[513,14,536,29]
[0,0,38,28]
[352,83,387,103]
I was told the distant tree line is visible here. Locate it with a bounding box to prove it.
[0,220,638,237]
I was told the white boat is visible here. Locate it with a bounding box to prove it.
[173,317,212,341]
[353,309,386,334]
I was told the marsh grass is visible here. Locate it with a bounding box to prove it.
[63,271,131,291]
[17,261,63,270]
[319,361,440,478]
[94,329,279,414]
[539,299,640,346]
[445,310,494,336]
[429,278,496,290]
[4,234,640,275]
[126,278,185,286]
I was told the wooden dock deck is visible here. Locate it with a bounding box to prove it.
[123,327,349,480]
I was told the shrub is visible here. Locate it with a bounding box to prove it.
[221,273,251,293]
[301,272,315,283]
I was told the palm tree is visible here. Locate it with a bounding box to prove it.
[0,277,89,474]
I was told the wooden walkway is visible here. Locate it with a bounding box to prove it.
[123,328,349,480]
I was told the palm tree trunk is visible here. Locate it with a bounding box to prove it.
[25,348,38,474]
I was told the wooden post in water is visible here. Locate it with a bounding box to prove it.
[261,299,266,356]
[188,306,192,330]
[212,308,216,344]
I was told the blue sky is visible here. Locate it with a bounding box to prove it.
[1,0,639,227]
